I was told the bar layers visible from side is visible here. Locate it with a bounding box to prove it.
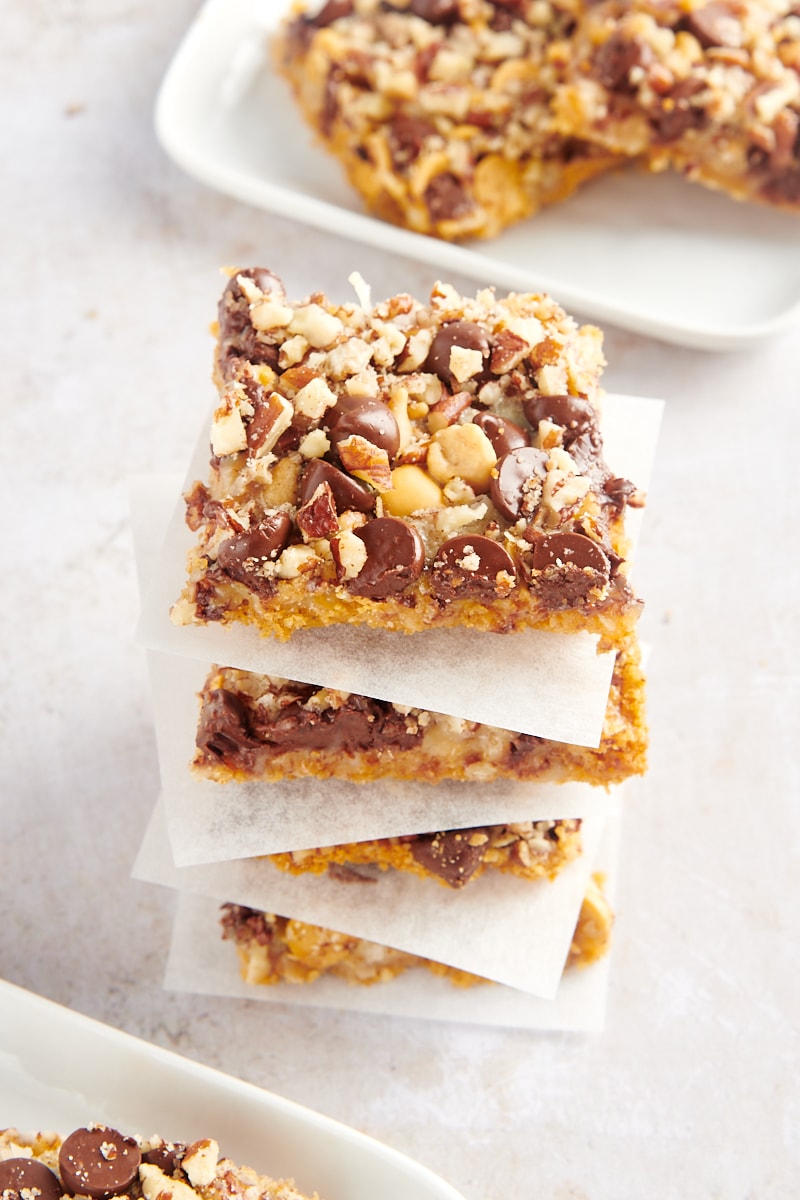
[219,873,614,989]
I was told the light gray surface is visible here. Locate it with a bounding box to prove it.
[2,3,798,1197]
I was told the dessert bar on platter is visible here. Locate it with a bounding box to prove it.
[275,0,800,238]
[0,1127,313,1200]
[171,269,644,645]
[274,0,620,241]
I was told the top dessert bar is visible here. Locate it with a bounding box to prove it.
[274,0,622,240]
[171,269,643,643]
[0,1127,314,1200]
[553,0,800,211]
[274,0,800,235]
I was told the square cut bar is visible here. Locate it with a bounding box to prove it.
[219,875,613,987]
[193,630,646,786]
[0,1128,313,1200]
[172,270,644,642]
[553,0,800,211]
[274,0,622,241]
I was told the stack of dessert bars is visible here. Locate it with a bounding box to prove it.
[132,267,661,1029]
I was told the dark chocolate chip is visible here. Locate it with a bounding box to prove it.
[218,269,284,342]
[424,172,474,223]
[326,395,401,459]
[388,113,438,166]
[408,0,460,24]
[489,445,549,521]
[591,31,652,92]
[140,1145,184,1177]
[649,77,707,141]
[425,321,492,388]
[347,517,425,598]
[531,531,610,574]
[409,829,489,887]
[529,532,611,604]
[429,534,516,600]
[604,475,637,510]
[300,458,376,514]
[684,3,742,48]
[0,1158,63,1200]
[306,0,353,27]
[521,392,595,440]
[472,411,531,457]
[216,513,292,585]
[59,1127,141,1200]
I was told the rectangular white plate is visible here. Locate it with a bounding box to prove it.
[155,0,800,350]
[0,979,465,1200]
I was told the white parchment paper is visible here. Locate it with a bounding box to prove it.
[133,393,662,745]
[158,813,621,1031]
[133,796,619,997]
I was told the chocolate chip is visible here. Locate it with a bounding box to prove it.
[489,445,549,521]
[604,475,637,511]
[424,172,474,223]
[410,829,489,887]
[472,411,531,457]
[141,1145,184,1177]
[0,1158,63,1200]
[425,321,492,388]
[326,395,401,459]
[59,1127,141,1199]
[649,77,707,141]
[347,517,425,598]
[521,392,594,440]
[530,532,611,605]
[591,32,652,92]
[217,513,292,586]
[389,113,438,166]
[532,531,609,573]
[306,0,353,27]
[684,3,743,48]
[430,534,516,600]
[218,269,283,342]
[301,458,376,515]
[408,0,460,24]
[217,269,284,377]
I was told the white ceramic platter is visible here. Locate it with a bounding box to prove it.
[155,0,800,351]
[0,979,465,1200]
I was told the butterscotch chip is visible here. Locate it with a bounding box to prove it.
[172,269,643,643]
